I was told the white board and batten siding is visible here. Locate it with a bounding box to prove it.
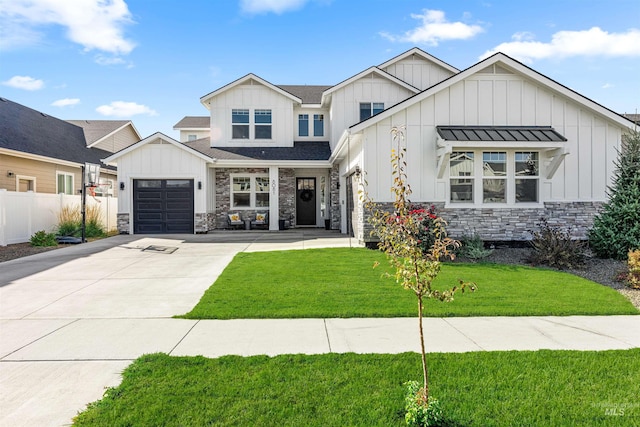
[329,74,416,149]
[208,81,294,147]
[381,56,456,91]
[115,140,208,214]
[360,68,625,204]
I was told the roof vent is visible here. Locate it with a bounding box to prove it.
[0,97,7,102]
[41,112,48,117]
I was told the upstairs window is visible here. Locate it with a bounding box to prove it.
[313,114,324,137]
[187,134,197,141]
[360,102,384,121]
[255,109,272,139]
[298,114,309,137]
[232,109,249,139]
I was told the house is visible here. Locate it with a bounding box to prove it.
[104,48,636,241]
[0,98,141,196]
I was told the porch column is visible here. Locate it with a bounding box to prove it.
[269,167,279,231]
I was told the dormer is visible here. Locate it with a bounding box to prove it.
[378,47,459,90]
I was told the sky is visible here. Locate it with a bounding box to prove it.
[1,0,639,139]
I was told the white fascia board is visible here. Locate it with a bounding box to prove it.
[173,126,209,131]
[0,147,82,168]
[378,47,460,74]
[320,67,420,105]
[200,73,302,108]
[329,130,363,164]
[102,132,214,165]
[213,159,332,168]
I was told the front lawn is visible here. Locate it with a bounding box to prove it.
[74,349,640,426]
[179,248,637,318]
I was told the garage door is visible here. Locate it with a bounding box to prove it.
[133,179,194,234]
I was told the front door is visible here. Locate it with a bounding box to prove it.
[296,177,316,226]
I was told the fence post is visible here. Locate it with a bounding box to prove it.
[0,189,6,246]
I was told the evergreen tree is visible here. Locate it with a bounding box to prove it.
[589,130,640,259]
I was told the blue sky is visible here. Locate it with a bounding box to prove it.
[1,0,639,139]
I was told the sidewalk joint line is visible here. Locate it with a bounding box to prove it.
[441,318,486,351]
[323,319,333,353]
[0,318,80,360]
[168,320,200,355]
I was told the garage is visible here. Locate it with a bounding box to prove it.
[133,179,194,233]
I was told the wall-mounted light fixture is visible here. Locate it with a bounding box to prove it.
[119,182,125,190]
[198,181,202,190]
[354,165,361,177]
[7,171,14,177]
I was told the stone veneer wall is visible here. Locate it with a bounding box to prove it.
[195,212,208,233]
[361,201,603,243]
[117,213,129,234]
[329,164,341,230]
[212,168,269,229]
[279,168,296,227]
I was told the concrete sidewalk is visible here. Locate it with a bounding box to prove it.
[1,232,639,426]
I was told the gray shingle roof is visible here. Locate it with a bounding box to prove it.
[0,98,114,169]
[184,138,331,161]
[66,119,131,145]
[276,85,332,104]
[437,126,567,142]
[173,116,210,129]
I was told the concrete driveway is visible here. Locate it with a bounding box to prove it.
[1,231,639,426]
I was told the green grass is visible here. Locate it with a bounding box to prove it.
[74,349,640,426]
[179,248,637,318]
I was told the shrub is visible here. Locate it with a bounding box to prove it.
[30,230,58,247]
[528,217,586,269]
[57,205,81,236]
[404,381,443,427]
[458,233,493,261]
[85,204,106,238]
[627,249,640,289]
[589,130,640,259]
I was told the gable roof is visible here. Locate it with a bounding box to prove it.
[66,119,141,148]
[378,47,460,74]
[200,73,302,108]
[102,132,212,165]
[321,66,420,105]
[349,52,636,133]
[173,116,210,129]
[184,139,331,162]
[277,85,332,104]
[0,98,114,169]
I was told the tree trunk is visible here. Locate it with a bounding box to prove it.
[418,296,429,402]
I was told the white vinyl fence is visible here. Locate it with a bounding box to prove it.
[0,189,118,246]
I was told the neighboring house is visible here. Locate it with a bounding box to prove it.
[104,48,636,241]
[623,113,640,126]
[0,98,140,196]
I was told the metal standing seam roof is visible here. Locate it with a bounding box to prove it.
[436,126,567,142]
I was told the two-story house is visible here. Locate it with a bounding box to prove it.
[104,48,635,241]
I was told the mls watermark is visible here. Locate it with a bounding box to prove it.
[592,402,639,416]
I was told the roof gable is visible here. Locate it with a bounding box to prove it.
[321,67,420,105]
[103,132,212,165]
[350,53,636,133]
[200,73,302,108]
[173,116,210,129]
[378,47,459,74]
[67,120,141,149]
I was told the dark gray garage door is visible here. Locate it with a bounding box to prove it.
[133,179,194,234]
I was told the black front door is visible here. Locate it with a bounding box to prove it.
[296,177,316,226]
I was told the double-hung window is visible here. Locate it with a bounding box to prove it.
[255,109,272,139]
[231,175,270,208]
[232,109,250,139]
[57,172,74,195]
[313,114,324,136]
[359,102,384,121]
[449,150,540,204]
[298,114,309,137]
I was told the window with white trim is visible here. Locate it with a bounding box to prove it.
[313,114,324,136]
[255,109,272,139]
[299,114,309,137]
[232,109,249,139]
[232,109,272,140]
[447,150,540,205]
[57,172,74,195]
[188,134,197,141]
[231,174,270,208]
[359,102,384,121]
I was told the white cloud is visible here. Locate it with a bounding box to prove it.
[380,9,484,46]
[601,83,614,89]
[2,75,44,90]
[0,0,135,54]
[96,101,157,117]
[240,0,307,14]
[481,27,640,63]
[51,98,80,107]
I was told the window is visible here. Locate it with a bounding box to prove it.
[231,175,270,208]
[360,102,384,121]
[447,150,540,205]
[254,109,272,139]
[313,114,324,137]
[483,152,507,203]
[299,114,309,137]
[515,152,539,203]
[232,109,249,139]
[57,172,74,195]
[450,152,474,202]
[187,134,197,141]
